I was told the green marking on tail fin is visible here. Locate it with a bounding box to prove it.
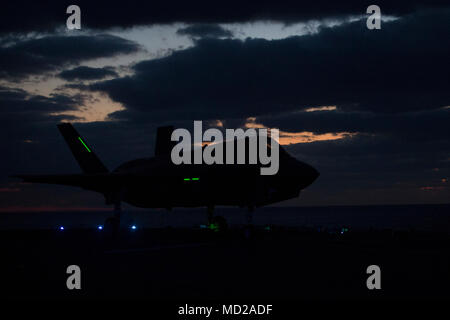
[78,137,91,152]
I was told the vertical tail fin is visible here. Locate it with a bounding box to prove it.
[57,123,108,174]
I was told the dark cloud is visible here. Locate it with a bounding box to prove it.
[1,4,449,207]
[258,107,450,142]
[0,86,81,115]
[0,86,84,181]
[0,0,449,34]
[58,66,118,81]
[90,9,450,125]
[81,9,450,206]
[0,85,86,152]
[0,34,140,79]
[177,24,233,38]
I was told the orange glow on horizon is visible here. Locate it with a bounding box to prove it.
[304,106,337,112]
[420,186,446,191]
[278,131,356,145]
[244,117,356,145]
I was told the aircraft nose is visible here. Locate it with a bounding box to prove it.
[297,161,320,187]
[309,165,320,184]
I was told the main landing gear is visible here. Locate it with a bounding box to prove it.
[244,205,254,239]
[205,205,254,237]
[206,205,228,232]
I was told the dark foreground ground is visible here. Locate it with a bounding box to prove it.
[1,225,449,301]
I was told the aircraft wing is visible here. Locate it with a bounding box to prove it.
[12,173,124,193]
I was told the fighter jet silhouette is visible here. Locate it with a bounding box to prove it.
[14,124,319,230]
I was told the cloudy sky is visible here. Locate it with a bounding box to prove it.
[0,1,449,210]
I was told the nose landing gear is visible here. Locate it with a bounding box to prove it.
[104,192,123,237]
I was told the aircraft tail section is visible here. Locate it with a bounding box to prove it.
[57,123,109,174]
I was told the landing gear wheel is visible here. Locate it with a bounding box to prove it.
[210,215,228,233]
[104,216,119,237]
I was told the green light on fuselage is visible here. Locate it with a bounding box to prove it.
[78,137,91,152]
